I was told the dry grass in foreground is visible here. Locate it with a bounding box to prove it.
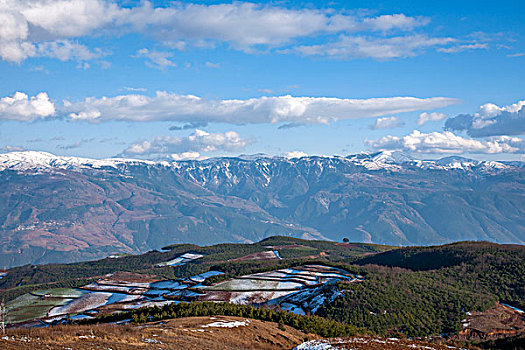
[0,316,316,350]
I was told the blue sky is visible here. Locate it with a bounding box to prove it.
[0,0,524,160]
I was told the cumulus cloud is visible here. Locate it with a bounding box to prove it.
[417,112,447,125]
[169,151,202,161]
[366,130,525,154]
[61,92,458,124]
[283,151,308,158]
[121,4,430,49]
[370,116,404,129]
[445,100,525,137]
[362,14,429,31]
[0,91,55,121]
[134,48,176,69]
[0,0,119,63]
[121,129,250,158]
[37,40,107,62]
[0,1,476,63]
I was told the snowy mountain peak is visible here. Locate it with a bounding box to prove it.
[0,151,158,172]
[370,150,414,164]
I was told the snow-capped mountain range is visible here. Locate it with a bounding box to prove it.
[1,150,524,268]
[0,150,519,174]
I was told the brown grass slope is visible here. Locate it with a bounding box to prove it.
[0,316,316,350]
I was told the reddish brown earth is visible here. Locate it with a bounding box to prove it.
[232,250,280,261]
[97,271,161,284]
[455,303,525,341]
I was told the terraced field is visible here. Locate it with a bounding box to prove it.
[6,288,86,324]
[5,253,362,325]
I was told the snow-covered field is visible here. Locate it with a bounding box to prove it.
[155,253,203,267]
[7,262,362,325]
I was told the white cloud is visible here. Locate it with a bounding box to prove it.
[417,112,447,125]
[0,1,472,63]
[290,35,455,59]
[437,43,488,53]
[370,116,404,129]
[445,99,525,137]
[37,40,107,62]
[0,0,119,63]
[1,145,26,152]
[0,91,55,121]
[123,87,147,92]
[61,92,458,124]
[134,48,176,69]
[205,61,220,68]
[19,0,120,37]
[169,151,201,161]
[122,2,331,48]
[367,130,525,154]
[283,151,308,158]
[363,14,429,31]
[121,129,250,158]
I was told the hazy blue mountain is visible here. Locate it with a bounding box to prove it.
[1,150,524,267]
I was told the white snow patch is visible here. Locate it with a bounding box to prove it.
[201,319,250,328]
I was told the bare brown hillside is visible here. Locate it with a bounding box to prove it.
[0,316,316,350]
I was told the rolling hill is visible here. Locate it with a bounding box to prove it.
[2,237,523,348]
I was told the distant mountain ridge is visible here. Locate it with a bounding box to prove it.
[1,150,524,267]
[0,150,520,172]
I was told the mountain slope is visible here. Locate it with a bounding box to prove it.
[1,151,524,267]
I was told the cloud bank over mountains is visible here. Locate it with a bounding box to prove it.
[364,100,525,155]
[121,129,250,160]
[367,131,525,154]
[1,89,523,157]
[0,91,458,124]
[445,100,525,137]
[0,0,490,63]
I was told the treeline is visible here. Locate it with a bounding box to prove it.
[259,236,391,261]
[80,301,366,338]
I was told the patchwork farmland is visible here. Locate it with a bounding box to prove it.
[5,249,363,326]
